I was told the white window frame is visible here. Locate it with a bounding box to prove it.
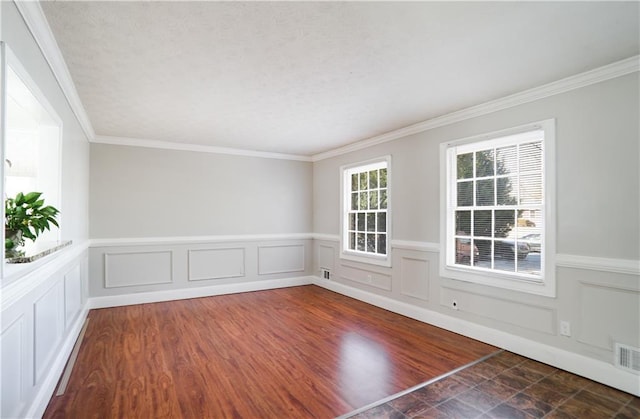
[440,120,556,297]
[340,156,392,267]
[1,43,63,273]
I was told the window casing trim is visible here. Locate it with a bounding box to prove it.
[340,155,392,267]
[1,43,64,276]
[439,120,556,297]
[445,133,545,282]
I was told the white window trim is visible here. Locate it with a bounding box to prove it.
[340,155,392,267]
[439,119,556,297]
[1,43,64,273]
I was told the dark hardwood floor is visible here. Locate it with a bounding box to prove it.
[44,285,497,418]
[348,351,640,418]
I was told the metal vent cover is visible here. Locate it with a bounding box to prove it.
[615,342,640,374]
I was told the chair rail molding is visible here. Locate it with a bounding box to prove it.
[90,233,315,247]
[555,254,640,276]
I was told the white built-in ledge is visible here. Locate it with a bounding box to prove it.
[2,241,88,308]
[2,240,76,290]
[6,240,72,264]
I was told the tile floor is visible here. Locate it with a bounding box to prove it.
[344,351,640,419]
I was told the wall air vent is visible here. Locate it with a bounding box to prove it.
[615,342,640,374]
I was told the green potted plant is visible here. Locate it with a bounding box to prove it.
[5,192,60,258]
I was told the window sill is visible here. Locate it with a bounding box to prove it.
[340,251,391,268]
[6,240,72,264]
[440,263,555,297]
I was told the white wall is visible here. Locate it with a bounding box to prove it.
[1,1,90,418]
[90,144,312,237]
[312,73,640,395]
[88,144,314,301]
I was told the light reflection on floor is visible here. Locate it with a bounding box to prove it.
[339,332,391,407]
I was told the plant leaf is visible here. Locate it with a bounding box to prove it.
[23,192,42,204]
[5,192,60,243]
[23,229,36,241]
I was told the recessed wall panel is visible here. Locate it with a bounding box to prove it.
[104,251,173,288]
[34,281,64,383]
[64,264,82,328]
[340,265,392,291]
[578,282,640,350]
[440,287,556,334]
[401,257,429,301]
[258,245,305,275]
[318,245,335,271]
[188,248,245,281]
[1,317,25,419]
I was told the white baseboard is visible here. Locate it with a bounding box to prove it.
[88,276,314,309]
[28,302,91,419]
[311,277,640,396]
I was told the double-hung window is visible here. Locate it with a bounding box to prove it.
[341,156,391,266]
[441,120,555,296]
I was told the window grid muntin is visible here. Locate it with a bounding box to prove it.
[452,136,544,279]
[346,164,388,256]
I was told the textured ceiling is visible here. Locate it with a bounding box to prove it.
[41,1,639,156]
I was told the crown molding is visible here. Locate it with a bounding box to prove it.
[14,0,95,142]
[93,135,312,161]
[311,55,640,161]
[14,1,638,160]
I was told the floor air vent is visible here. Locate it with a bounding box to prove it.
[615,342,640,374]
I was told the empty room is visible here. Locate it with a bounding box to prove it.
[1,1,639,418]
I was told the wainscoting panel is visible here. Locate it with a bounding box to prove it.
[318,244,335,271]
[340,264,392,291]
[258,244,305,275]
[0,244,89,419]
[1,316,26,419]
[400,256,429,301]
[64,264,82,329]
[440,287,556,335]
[104,251,173,288]
[188,248,245,281]
[577,281,640,351]
[89,236,313,299]
[34,280,65,384]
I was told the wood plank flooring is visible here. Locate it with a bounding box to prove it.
[44,285,497,418]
